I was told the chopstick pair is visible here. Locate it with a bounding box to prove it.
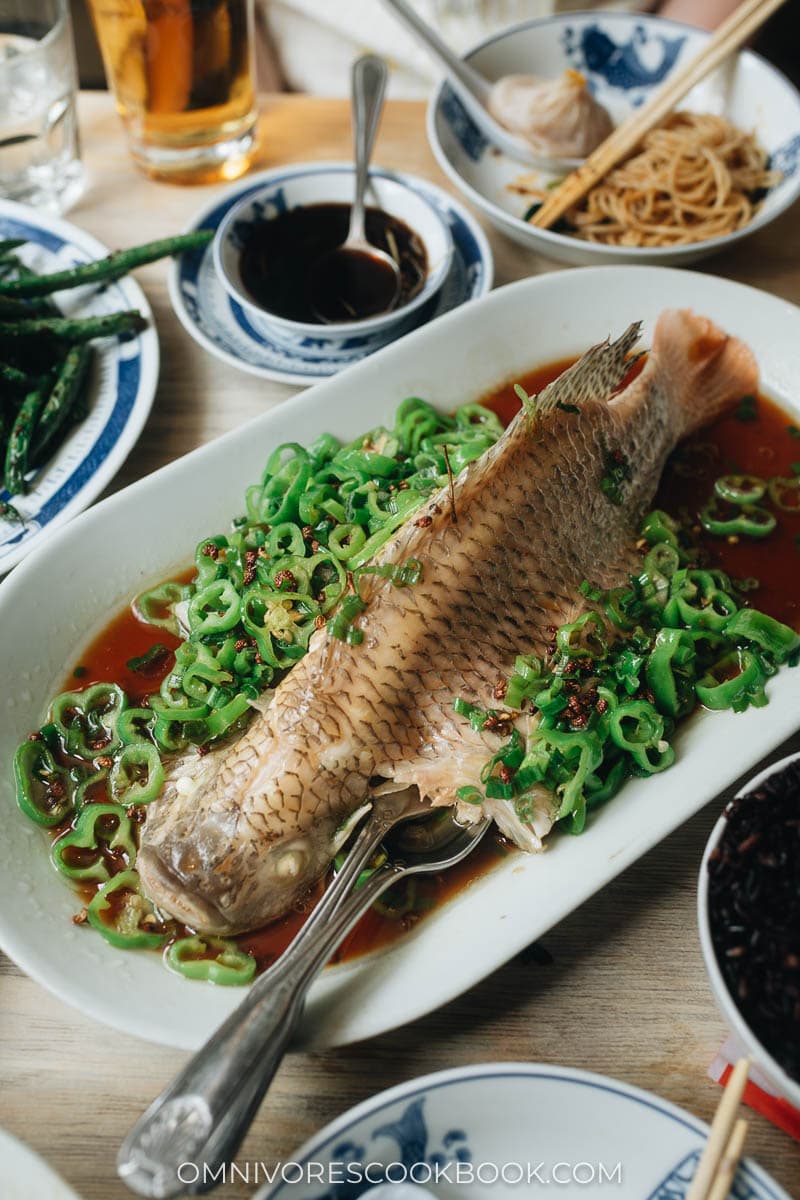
[686,1057,751,1200]
[531,0,790,230]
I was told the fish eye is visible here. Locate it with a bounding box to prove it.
[274,844,310,881]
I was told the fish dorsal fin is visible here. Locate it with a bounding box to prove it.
[533,321,643,418]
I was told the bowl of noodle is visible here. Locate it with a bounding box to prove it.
[427,11,800,265]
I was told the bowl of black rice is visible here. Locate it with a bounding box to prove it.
[698,751,800,1107]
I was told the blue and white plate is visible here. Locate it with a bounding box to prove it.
[428,12,800,267]
[255,1064,791,1200]
[168,165,493,386]
[0,199,159,574]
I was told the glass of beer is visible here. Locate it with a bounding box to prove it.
[87,0,257,184]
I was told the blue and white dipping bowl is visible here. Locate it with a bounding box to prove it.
[214,167,455,361]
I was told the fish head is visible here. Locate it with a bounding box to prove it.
[136,773,340,936]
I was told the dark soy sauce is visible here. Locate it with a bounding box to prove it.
[308,246,398,323]
[239,202,428,325]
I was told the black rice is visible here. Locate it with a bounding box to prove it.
[707,758,800,1082]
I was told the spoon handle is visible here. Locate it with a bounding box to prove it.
[117,865,404,1200]
[349,54,388,246]
[379,0,491,104]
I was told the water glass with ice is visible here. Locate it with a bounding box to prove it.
[0,0,84,212]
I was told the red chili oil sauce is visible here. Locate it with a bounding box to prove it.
[62,365,800,972]
[487,363,800,630]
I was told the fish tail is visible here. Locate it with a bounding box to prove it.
[650,308,760,435]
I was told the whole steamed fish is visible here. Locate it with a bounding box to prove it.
[138,309,757,934]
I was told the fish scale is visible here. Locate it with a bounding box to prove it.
[138,309,758,934]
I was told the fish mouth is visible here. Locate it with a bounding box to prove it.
[137,845,234,936]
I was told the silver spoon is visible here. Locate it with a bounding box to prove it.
[309,54,401,324]
[380,0,584,171]
[118,798,491,1199]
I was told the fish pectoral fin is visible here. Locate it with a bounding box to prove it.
[480,788,557,852]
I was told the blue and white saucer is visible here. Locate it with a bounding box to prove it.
[168,165,493,386]
[255,1064,792,1200]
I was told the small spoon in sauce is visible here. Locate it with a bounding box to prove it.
[308,54,401,324]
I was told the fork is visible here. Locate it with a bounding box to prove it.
[118,795,491,1199]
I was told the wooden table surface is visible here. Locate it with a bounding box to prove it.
[1,92,799,1200]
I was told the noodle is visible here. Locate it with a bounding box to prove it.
[513,112,781,247]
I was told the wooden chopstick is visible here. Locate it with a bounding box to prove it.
[706,1119,749,1200]
[685,1057,750,1200]
[531,0,789,230]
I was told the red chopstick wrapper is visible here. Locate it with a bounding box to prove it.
[710,1036,800,1141]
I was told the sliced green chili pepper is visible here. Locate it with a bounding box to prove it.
[118,707,156,746]
[152,713,195,753]
[134,581,186,636]
[74,768,110,809]
[188,579,241,635]
[643,542,681,581]
[700,499,775,539]
[724,608,800,664]
[166,936,256,985]
[646,628,696,718]
[203,692,252,740]
[612,646,646,696]
[50,683,126,758]
[51,803,136,881]
[87,869,169,949]
[266,522,307,558]
[609,701,674,774]
[520,728,603,833]
[585,757,630,807]
[714,474,766,505]
[149,690,208,720]
[603,585,639,630]
[767,475,800,513]
[556,611,607,661]
[695,649,768,712]
[248,445,312,525]
[640,508,681,550]
[663,570,738,632]
[14,740,72,827]
[109,742,164,805]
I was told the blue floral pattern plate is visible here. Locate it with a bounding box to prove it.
[0,200,159,574]
[168,165,493,386]
[428,12,800,267]
[252,1065,791,1200]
